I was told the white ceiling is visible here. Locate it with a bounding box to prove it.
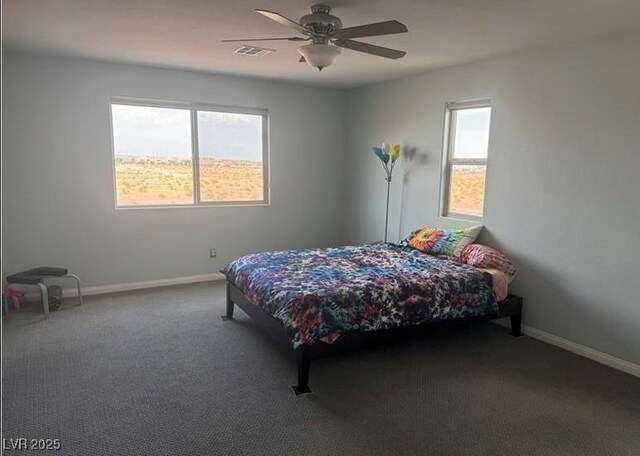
[4,0,640,88]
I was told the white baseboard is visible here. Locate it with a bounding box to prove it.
[22,272,226,300]
[75,272,227,296]
[494,319,640,378]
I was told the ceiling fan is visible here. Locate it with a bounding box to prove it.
[222,4,408,71]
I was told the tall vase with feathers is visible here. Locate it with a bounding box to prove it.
[372,143,402,243]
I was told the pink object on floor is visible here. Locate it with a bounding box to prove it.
[2,286,28,310]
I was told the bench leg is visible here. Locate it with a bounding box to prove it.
[37,283,50,319]
[65,274,83,306]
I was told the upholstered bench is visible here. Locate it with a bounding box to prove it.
[6,267,82,318]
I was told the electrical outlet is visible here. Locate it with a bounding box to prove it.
[209,248,217,258]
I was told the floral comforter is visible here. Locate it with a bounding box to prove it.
[221,244,498,349]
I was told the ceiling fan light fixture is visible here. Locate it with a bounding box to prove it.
[225,5,407,71]
[298,43,341,71]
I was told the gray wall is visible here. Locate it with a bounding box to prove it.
[344,33,640,364]
[2,52,347,286]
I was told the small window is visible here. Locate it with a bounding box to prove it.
[111,98,268,208]
[196,111,265,203]
[441,100,491,220]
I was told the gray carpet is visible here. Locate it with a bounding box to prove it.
[3,282,640,456]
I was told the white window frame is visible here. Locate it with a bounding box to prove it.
[110,96,270,209]
[440,98,491,222]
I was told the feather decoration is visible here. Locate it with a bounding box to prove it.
[372,147,389,165]
[391,144,401,162]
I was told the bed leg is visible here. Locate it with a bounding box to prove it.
[510,296,523,337]
[222,281,234,321]
[292,349,312,396]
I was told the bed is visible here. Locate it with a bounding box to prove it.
[221,243,523,395]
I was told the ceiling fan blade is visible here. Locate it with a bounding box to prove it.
[299,56,306,63]
[221,37,308,42]
[255,9,309,35]
[333,39,406,59]
[333,20,408,39]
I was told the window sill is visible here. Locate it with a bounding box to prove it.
[115,202,270,211]
[440,213,483,224]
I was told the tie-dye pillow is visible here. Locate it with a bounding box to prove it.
[458,244,517,282]
[407,225,483,257]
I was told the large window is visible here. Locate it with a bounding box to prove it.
[441,100,491,220]
[111,98,268,208]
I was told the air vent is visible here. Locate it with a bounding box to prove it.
[234,46,274,57]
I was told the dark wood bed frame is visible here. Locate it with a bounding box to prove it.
[223,281,523,395]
